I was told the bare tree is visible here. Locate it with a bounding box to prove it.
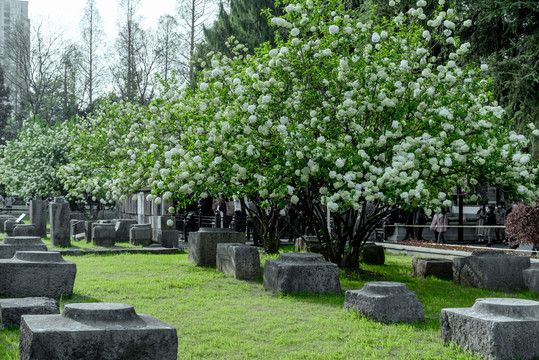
[177,0,217,87]
[79,0,105,110]
[155,14,180,85]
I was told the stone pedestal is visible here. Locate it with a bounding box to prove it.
[0,297,59,328]
[70,220,86,239]
[263,253,341,294]
[92,223,116,247]
[344,282,424,323]
[412,257,453,280]
[523,263,539,295]
[130,224,152,246]
[13,224,37,237]
[49,197,71,247]
[0,237,48,259]
[4,219,21,236]
[188,228,245,267]
[29,196,47,238]
[217,243,260,280]
[361,243,385,265]
[157,230,179,248]
[440,298,539,360]
[115,219,138,242]
[19,303,178,360]
[453,251,530,290]
[0,251,76,298]
[0,215,16,232]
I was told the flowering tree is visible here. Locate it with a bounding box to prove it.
[505,200,539,248]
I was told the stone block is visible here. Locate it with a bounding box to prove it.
[188,228,245,267]
[440,298,539,360]
[0,215,16,232]
[70,219,86,239]
[344,282,424,323]
[0,297,59,328]
[19,303,178,360]
[13,224,37,237]
[0,251,76,298]
[217,243,260,280]
[413,257,453,280]
[85,221,94,242]
[453,251,530,290]
[92,223,116,247]
[0,236,48,259]
[29,197,47,238]
[361,243,385,265]
[4,219,21,236]
[523,263,539,295]
[115,219,138,242]
[263,253,341,294]
[130,224,152,246]
[49,197,71,247]
[157,230,179,248]
[69,212,85,220]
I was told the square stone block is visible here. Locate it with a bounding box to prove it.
[115,219,138,242]
[92,223,116,247]
[412,257,453,280]
[263,253,341,294]
[0,251,76,298]
[13,224,37,237]
[157,230,179,248]
[0,237,47,259]
[440,298,539,360]
[217,243,260,280]
[344,281,424,323]
[0,297,59,328]
[19,303,178,360]
[453,251,530,290]
[523,263,539,295]
[130,224,152,246]
[188,228,245,267]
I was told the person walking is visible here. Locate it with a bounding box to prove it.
[476,204,487,243]
[430,208,448,244]
[494,203,506,243]
[485,205,497,247]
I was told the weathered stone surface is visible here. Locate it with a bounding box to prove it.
[413,257,453,280]
[361,243,385,265]
[85,221,94,242]
[130,224,152,246]
[19,302,178,360]
[115,219,138,242]
[70,219,86,239]
[92,223,116,247]
[13,224,37,237]
[0,215,16,232]
[0,297,59,328]
[4,219,21,236]
[29,196,47,238]
[523,263,539,295]
[453,251,530,290]
[49,197,71,247]
[0,236,48,259]
[69,212,85,220]
[217,243,260,280]
[264,253,341,294]
[188,228,245,267]
[0,251,76,298]
[344,282,424,323]
[156,230,179,248]
[440,298,539,360]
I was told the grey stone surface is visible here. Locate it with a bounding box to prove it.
[130,224,152,246]
[115,219,138,242]
[4,219,21,236]
[263,253,341,294]
[70,219,86,239]
[412,257,453,280]
[13,224,37,237]
[69,212,85,220]
[85,221,94,242]
[453,251,530,290]
[361,243,385,265]
[440,298,539,360]
[0,297,58,328]
[29,197,47,238]
[344,282,424,323]
[92,223,116,247]
[0,236,48,259]
[0,251,76,298]
[523,263,539,295]
[156,230,179,248]
[0,215,16,232]
[217,243,260,280]
[188,228,245,267]
[19,302,178,360]
[49,197,71,247]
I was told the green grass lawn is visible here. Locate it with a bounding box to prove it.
[1,251,536,359]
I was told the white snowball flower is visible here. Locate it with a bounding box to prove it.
[199,82,209,91]
[371,32,380,43]
[291,28,300,37]
[443,20,455,29]
[329,25,339,34]
[463,19,472,27]
[481,64,489,71]
[290,195,299,204]
[168,206,175,214]
[335,158,345,168]
[400,60,409,70]
[166,219,174,227]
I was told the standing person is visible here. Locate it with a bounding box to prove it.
[430,208,448,244]
[476,204,487,243]
[233,195,246,233]
[402,208,414,241]
[485,205,497,247]
[494,203,506,243]
[414,208,427,241]
[5,195,13,209]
